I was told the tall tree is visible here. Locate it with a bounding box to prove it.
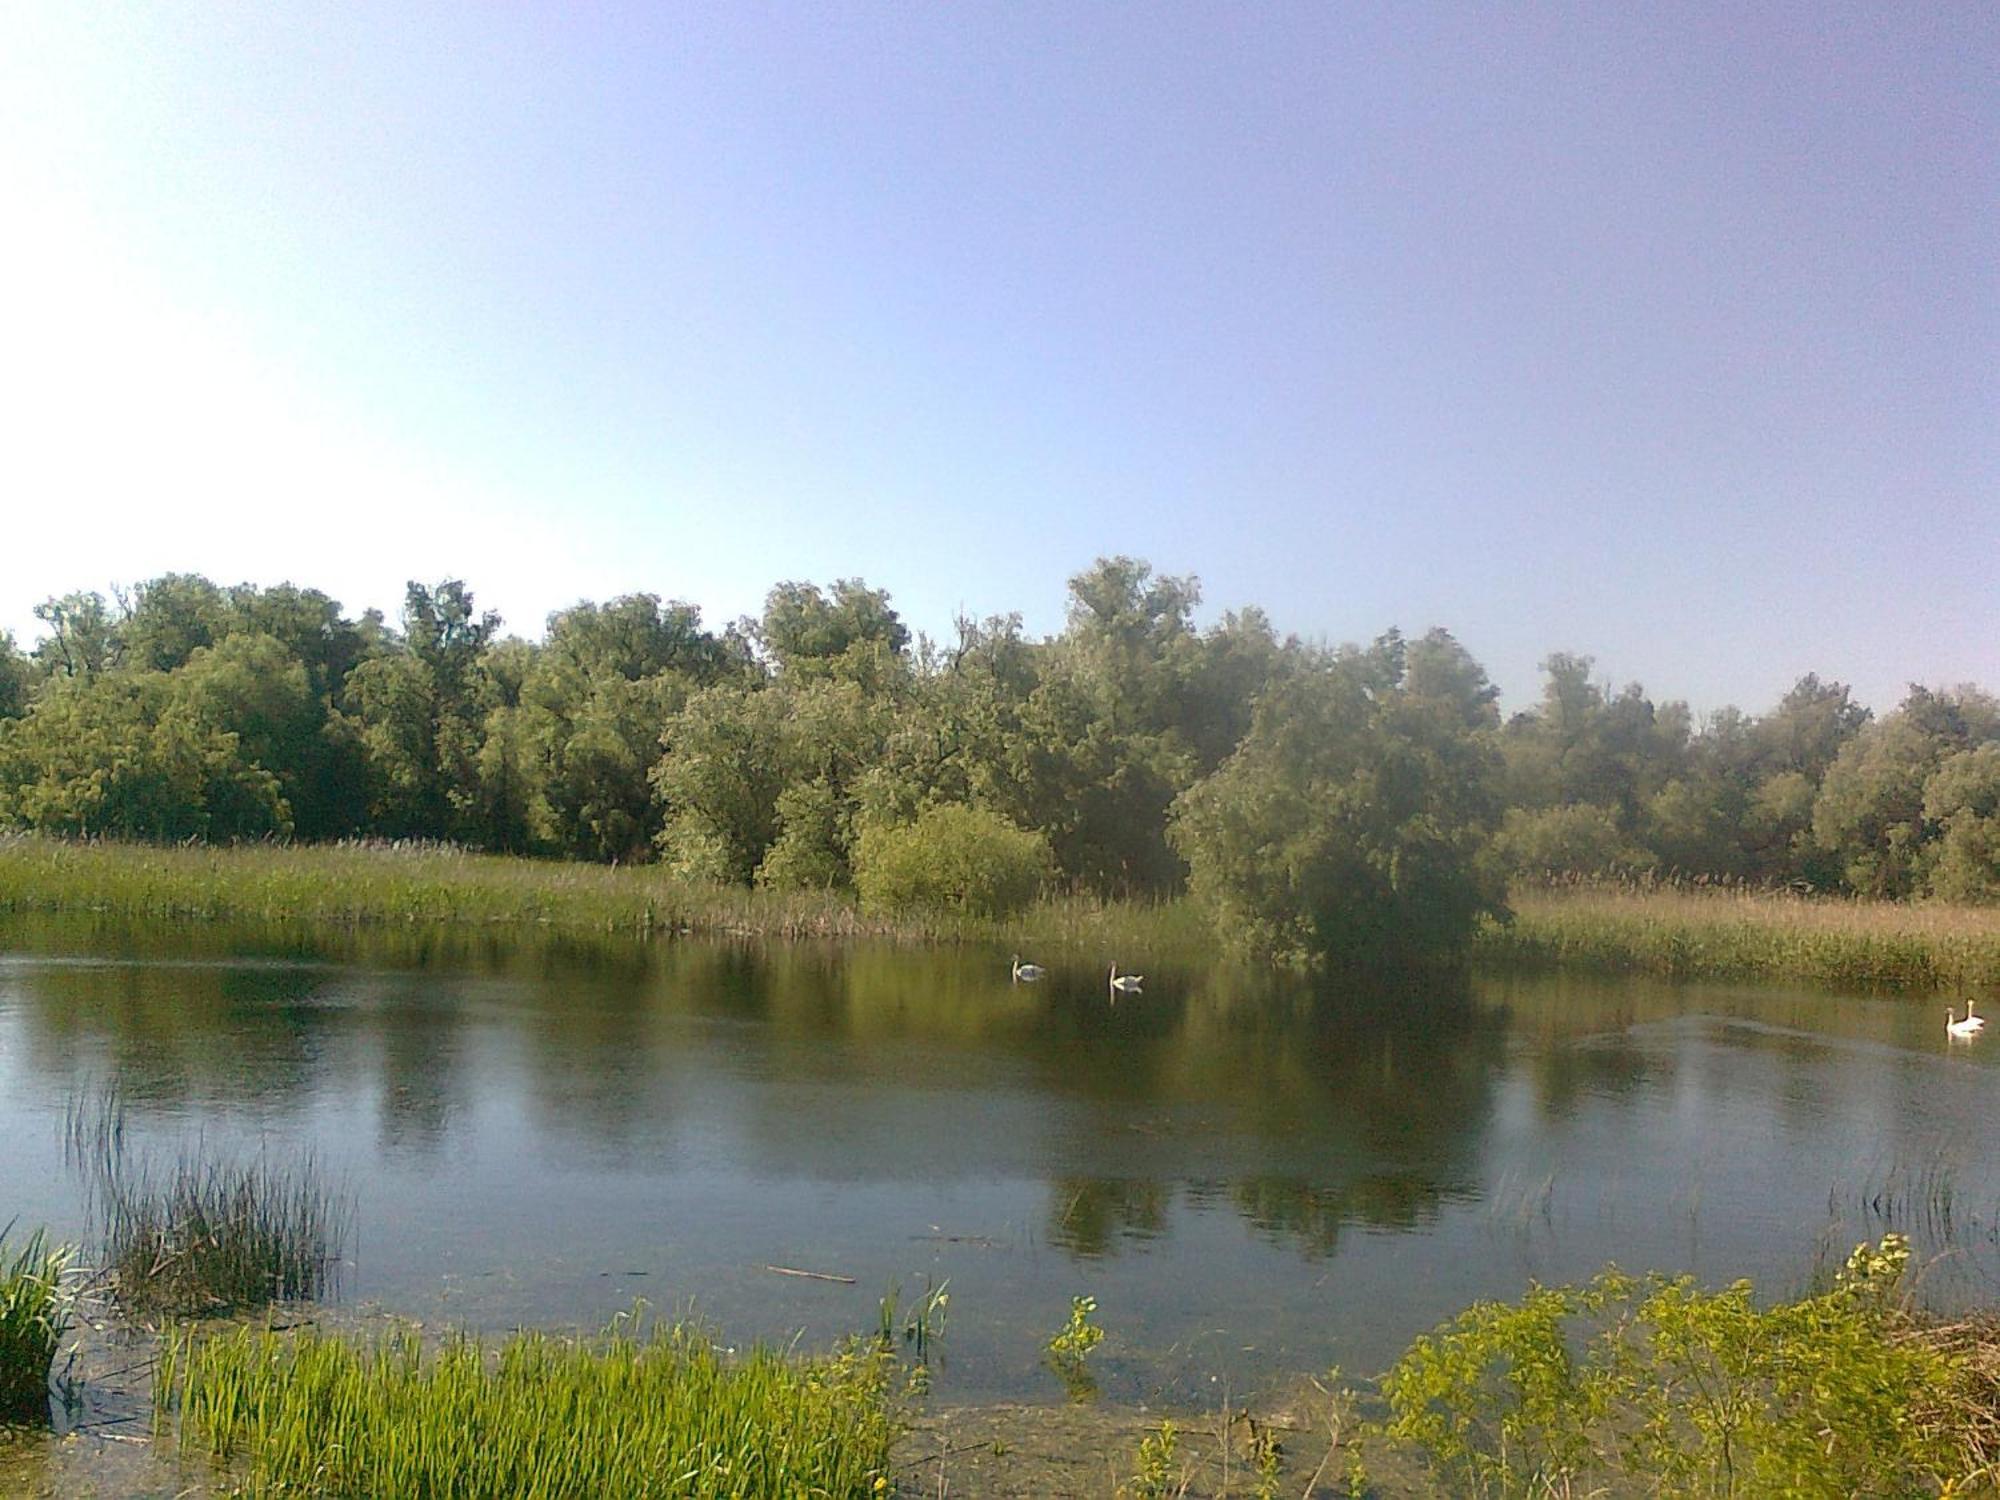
[31,592,121,679]
[1171,633,1506,968]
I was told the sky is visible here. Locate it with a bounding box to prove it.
[0,3,1993,717]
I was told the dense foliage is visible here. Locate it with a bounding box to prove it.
[853,804,1052,918]
[2,560,1995,965]
[1381,1235,1984,1497]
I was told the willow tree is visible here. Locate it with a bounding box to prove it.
[1171,629,1506,969]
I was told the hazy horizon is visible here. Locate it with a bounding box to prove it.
[4,3,1993,718]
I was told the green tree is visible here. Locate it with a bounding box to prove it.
[225,583,372,702]
[0,672,288,839]
[173,632,354,838]
[1171,632,1506,968]
[757,578,909,691]
[1495,804,1651,879]
[650,683,790,881]
[1811,693,1979,898]
[0,633,30,719]
[518,596,740,861]
[1923,745,2000,903]
[1753,674,1871,781]
[123,573,231,672]
[341,581,502,842]
[31,592,121,679]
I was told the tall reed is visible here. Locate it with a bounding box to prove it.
[66,1083,347,1316]
[94,1150,347,1315]
[0,1228,72,1424]
[1480,879,2000,994]
[0,834,1213,960]
[159,1314,904,1498]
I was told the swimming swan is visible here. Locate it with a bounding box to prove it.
[1108,963,1144,995]
[1947,1000,1985,1039]
[1011,955,1045,983]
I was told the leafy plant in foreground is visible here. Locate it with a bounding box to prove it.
[1047,1293,1104,1366]
[0,1227,72,1424]
[1044,1292,1106,1402]
[1379,1234,1978,1498]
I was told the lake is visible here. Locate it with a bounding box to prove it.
[2,912,1996,1412]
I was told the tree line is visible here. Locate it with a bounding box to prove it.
[0,562,1994,963]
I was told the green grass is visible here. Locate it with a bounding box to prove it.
[1477,881,2000,995]
[158,1314,904,1499]
[0,1228,71,1425]
[0,834,1209,961]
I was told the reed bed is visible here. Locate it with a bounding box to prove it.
[0,1229,71,1424]
[0,834,1209,959]
[94,1151,347,1316]
[158,1316,903,1499]
[1479,880,2000,994]
[65,1083,347,1316]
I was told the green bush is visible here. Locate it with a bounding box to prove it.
[853,805,1051,919]
[1380,1235,1978,1498]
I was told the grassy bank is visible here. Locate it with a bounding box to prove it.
[1478,882,2000,995]
[158,1315,903,1499]
[138,1244,2000,1498]
[7,837,1999,997]
[0,835,1206,961]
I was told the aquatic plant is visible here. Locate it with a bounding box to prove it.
[904,1275,949,1359]
[158,1312,903,1498]
[1378,1234,1985,1498]
[0,1228,72,1424]
[1047,1294,1104,1366]
[67,1098,348,1318]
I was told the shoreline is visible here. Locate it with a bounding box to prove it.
[3,837,1998,996]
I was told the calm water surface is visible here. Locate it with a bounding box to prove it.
[3,913,1998,1408]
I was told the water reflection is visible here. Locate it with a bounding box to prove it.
[3,912,1997,1403]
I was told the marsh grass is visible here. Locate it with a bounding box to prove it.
[98,1151,347,1316]
[1481,879,2000,994]
[65,1083,348,1316]
[158,1312,904,1499]
[0,1228,72,1425]
[0,834,1209,960]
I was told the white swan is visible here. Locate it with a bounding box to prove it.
[1108,963,1143,995]
[1011,954,1045,983]
[1948,1000,1986,1039]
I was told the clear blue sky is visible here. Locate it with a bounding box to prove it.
[2,3,1993,715]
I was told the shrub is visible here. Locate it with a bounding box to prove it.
[1379,1235,1977,1498]
[853,805,1050,919]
